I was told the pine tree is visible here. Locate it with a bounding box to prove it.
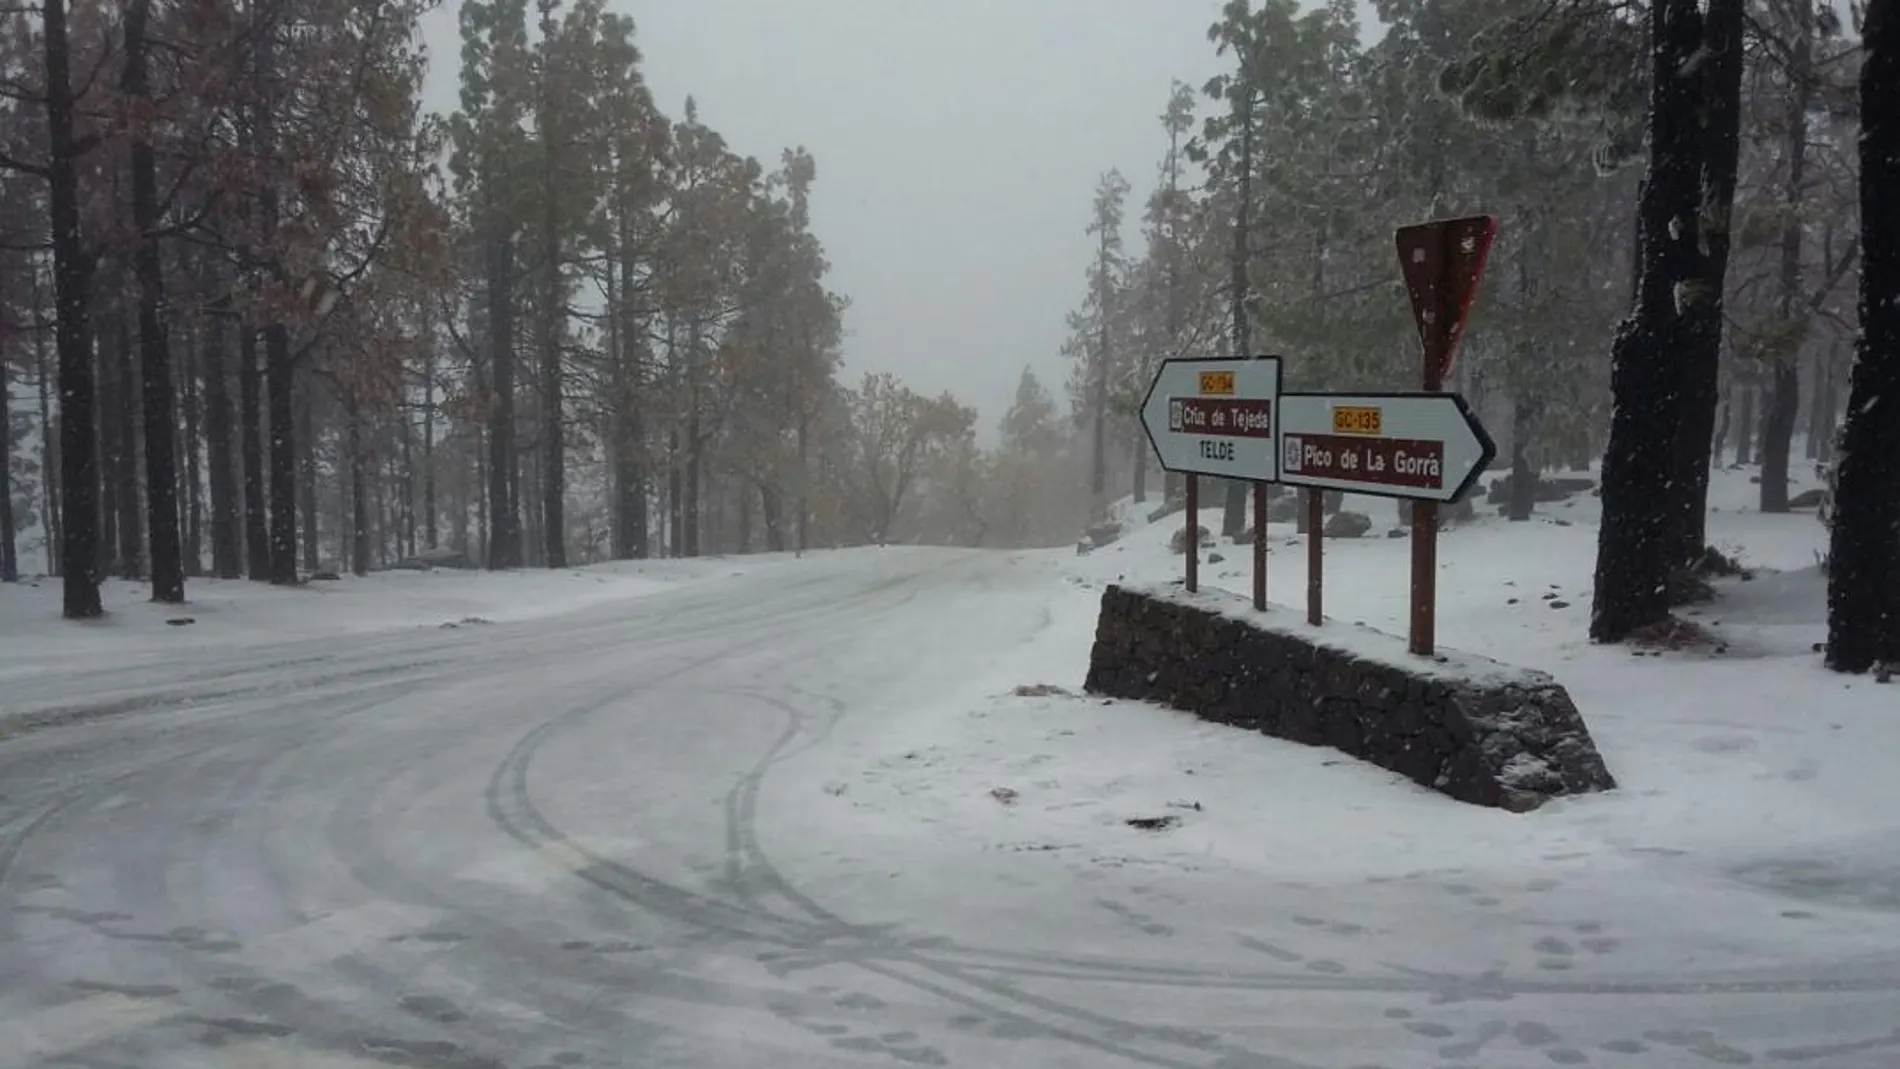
[1824,0,1900,672]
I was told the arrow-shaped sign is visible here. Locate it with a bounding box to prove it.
[1139,357,1284,482]
[1276,392,1495,503]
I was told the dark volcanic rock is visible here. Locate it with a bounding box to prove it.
[1323,511,1372,539]
[1083,584,1616,811]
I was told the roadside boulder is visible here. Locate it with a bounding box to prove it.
[1323,511,1372,539]
[1170,525,1214,554]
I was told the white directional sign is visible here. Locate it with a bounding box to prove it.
[1138,357,1283,481]
[1276,392,1496,502]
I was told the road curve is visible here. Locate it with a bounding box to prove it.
[3,549,1898,1069]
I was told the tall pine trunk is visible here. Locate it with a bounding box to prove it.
[265,322,296,584]
[1760,3,1814,514]
[45,0,101,616]
[32,259,62,576]
[1666,0,1745,564]
[125,0,183,602]
[239,325,269,578]
[1,354,16,582]
[539,90,566,569]
[96,323,114,573]
[1808,339,1839,462]
[1591,0,1707,641]
[421,333,436,548]
[297,366,318,571]
[180,318,203,576]
[113,310,144,579]
[203,295,240,578]
[485,228,518,569]
[1825,0,1900,672]
[348,402,368,576]
[1222,85,1254,539]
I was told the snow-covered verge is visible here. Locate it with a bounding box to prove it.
[0,552,802,694]
[750,465,1900,1033]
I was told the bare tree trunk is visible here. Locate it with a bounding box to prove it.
[485,228,518,569]
[265,321,296,585]
[1809,338,1840,462]
[1735,385,1755,465]
[239,324,268,578]
[124,0,183,602]
[179,316,203,577]
[297,364,319,572]
[1,354,16,581]
[348,402,368,576]
[400,413,415,558]
[1761,0,1814,514]
[44,0,101,616]
[1591,0,1710,641]
[1222,84,1255,538]
[1667,0,1746,564]
[1130,428,1147,506]
[96,328,115,576]
[1825,0,1900,671]
[421,333,436,548]
[113,310,144,580]
[32,258,62,576]
[1712,386,1732,465]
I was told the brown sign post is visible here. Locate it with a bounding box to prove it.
[1138,357,1283,599]
[1394,215,1497,656]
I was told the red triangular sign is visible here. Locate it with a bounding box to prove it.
[1396,215,1497,389]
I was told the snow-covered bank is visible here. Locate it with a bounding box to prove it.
[0,552,804,693]
[743,465,1900,1038]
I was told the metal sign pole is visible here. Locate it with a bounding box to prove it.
[1252,482,1267,611]
[1305,488,1323,625]
[1185,475,1199,593]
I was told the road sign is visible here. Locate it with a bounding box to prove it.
[1396,215,1497,388]
[1139,357,1283,481]
[1277,392,1495,503]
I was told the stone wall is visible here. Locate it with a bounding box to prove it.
[1084,584,1615,811]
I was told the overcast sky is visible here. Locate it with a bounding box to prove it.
[418,2,1270,429]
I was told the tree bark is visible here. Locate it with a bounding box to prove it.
[1222,83,1255,539]
[1734,384,1755,465]
[1667,0,1746,563]
[297,371,318,572]
[539,104,566,570]
[1760,0,1814,515]
[113,310,144,580]
[1,354,16,581]
[1712,386,1731,466]
[96,328,115,575]
[1809,339,1839,462]
[265,321,296,584]
[1591,0,1707,642]
[485,228,518,569]
[1508,398,1537,522]
[203,294,239,578]
[1825,0,1900,672]
[239,324,269,578]
[45,0,101,616]
[32,260,62,576]
[348,403,368,576]
[421,332,436,548]
[124,0,183,602]
[1130,429,1147,505]
[180,316,203,576]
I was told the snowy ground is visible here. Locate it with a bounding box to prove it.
[2,467,1898,1068]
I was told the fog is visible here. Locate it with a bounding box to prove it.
[420,0,1234,427]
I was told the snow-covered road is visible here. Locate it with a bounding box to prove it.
[3,548,1898,1068]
